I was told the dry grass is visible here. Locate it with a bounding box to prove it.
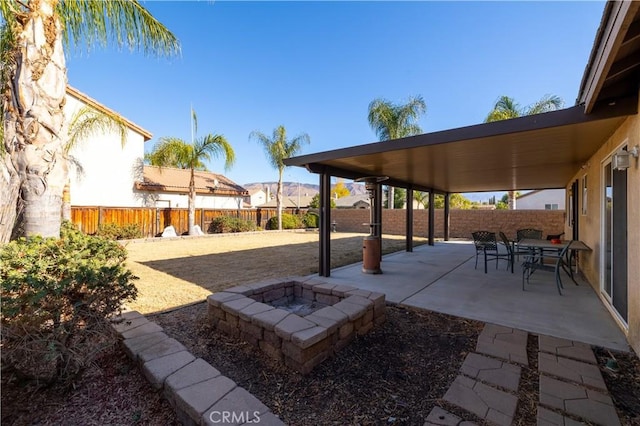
[124,231,426,314]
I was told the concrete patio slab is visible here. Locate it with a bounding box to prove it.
[538,352,607,390]
[539,375,620,426]
[460,353,521,391]
[315,241,629,351]
[443,375,518,426]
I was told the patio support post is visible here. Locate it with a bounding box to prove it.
[375,183,383,261]
[428,191,435,246]
[444,192,450,241]
[319,171,331,277]
[406,187,414,252]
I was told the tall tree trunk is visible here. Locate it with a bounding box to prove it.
[277,169,283,230]
[188,167,196,235]
[0,155,21,243]
[4,0,68,239]
[388,186,395,209]
[508,190,516,210]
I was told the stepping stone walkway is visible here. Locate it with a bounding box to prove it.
[428,323,622,426]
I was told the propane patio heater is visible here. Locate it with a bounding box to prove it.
[356,176,388,274]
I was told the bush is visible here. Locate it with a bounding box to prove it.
[96,222,143,240]
[208,216,258,233]
[265,213,305,230]
[0,222,138,386]
[302,211,319,228]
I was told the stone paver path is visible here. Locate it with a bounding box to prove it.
[427,324,622,426]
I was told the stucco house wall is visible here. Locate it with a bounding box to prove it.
[517,189,566,210]
[568,92,640,354]
[65,87,149,207]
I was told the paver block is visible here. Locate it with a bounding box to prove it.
[120,321,163,339]
[539,375,620,426]
[443,375,517,426]
[138,337,187,363]
[345,289,372,298]
[476,324,528,365]
[221,297,256,314]
[424,406,477,425]
[312,283,336,294]
[291,326,328,349]
[142,350,195,390]
[207,292,244,308]
[537,406,586,426]
[175,376,236,424]
[333,300,366,321]
[122,331,169,359]
[539,335,597,364]
[343,295,374,309]
[251,309,290,331]
[274,314,316,341]
[331,284,358,297]
[111,315,148,334]
[165,358,221,395]
[202,387,270,425]
[244,411,286,425]
[538,352,606,390]
[238,301,274,322]
[310,306,349,326]
[223,285,254,296]
[460,353,521,392]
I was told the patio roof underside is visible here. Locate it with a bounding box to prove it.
[285,96,637,194]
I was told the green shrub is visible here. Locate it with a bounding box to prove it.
[96,223,143,240]
[0,222,138,385]
[265,213,305,230]
[303,211,319,228]
[208,216,258,233]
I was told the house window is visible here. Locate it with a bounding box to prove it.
[545,203,559,210]
[581,175,588,215]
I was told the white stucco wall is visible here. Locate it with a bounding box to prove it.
[516,189,566,210]
[134,190,244,209]
[65,93,147,207]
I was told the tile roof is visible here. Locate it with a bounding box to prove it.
[136,166,248,196]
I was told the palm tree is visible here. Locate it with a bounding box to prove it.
[0,0,179,243]
[367,95,426,209]
[146,109,235,236]
[250,126,310,231]
[63,106,129,220]
[485,95,563,209]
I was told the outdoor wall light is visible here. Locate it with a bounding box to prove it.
[612,145,639,171]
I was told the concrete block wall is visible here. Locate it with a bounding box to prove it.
[330,209,566,240]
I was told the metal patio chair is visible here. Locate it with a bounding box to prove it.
[472,231,510,273]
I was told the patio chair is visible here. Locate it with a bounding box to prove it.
[514,228,543,260]
[498,231,515,273]
[522,240,573,295]
[472,231,511,273]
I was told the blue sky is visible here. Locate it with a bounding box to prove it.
[66,1,605,199]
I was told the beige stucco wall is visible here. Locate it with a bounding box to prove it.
[569,93,639,354]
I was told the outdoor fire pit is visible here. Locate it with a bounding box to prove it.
[207,277,386,374]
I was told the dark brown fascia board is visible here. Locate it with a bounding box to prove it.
[285,96,637,170]
[577,1,640,113]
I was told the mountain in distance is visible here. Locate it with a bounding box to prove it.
[243,182,368,197]
[243,182,506,203]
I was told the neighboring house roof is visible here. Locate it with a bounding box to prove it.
[335,195,371,208]
[261,196,314,208]
[66,85,153,141]
[135,166,248,196]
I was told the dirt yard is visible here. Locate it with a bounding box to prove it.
[123,231,427,314]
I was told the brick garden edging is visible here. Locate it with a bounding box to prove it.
[207,277,386,374]
[111,311,285,426]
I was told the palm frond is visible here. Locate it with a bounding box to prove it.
[57,0,180,57]
[198,134,235,171]
[485,96,521,122]
[145,137,191,168]
[526,94,564,115]
[66,106,129,152]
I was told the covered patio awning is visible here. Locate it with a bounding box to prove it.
[284,96,637,194]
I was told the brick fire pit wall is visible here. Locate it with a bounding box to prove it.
[207,277,386,374]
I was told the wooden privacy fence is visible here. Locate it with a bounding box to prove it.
[71,206,307,237]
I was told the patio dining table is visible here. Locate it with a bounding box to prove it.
[517,239,591,294]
